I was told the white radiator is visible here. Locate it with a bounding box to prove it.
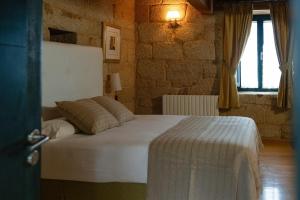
[163,95,219,116]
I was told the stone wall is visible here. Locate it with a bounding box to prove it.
[43,0,136,111]
[136,0,220,113]
[222,94,292,140]
[135,0,292,140]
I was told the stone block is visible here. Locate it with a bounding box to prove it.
[281,124,293,139]
[127,42,136,63]
[137,59,166,80]
[265,109,291,125]
[135,106,153,115]
[224,104,266,124]
[137,43,153,59]
[169,60,204,72]
[171,80,194,87]
[244,104,266,124]
[183,40,215,60]
[166,60,204,81]
[138,98,153,107]
[239,94,256,104]
[60,8,82,20]
[257,124,282,138]
[44,2,54,15]
[88,1,115,21]
[122,27,135,41]
[189,78,218,95]
[118,87,135,103]
[136,87,153,98]
[151,87,181,98]
[115,20,135,30]
[203,64,218,78]
[223,105,247,117]
[136,79,156,88]
[203,23,215,41]
[255,94,276,105]
[77,34,101,47]
[137,23,152,42]
[157,80,171,87]
[167,70,190,81]
[202,15,216,25]
[114,0,135,22]
[163,0,187,4]
[153,42,184,59]
[136,0,163,5]
[121,42,129,62]
[175,22,204,41]
[135,5,149,23]
[138,23,172,43]
[120,64,135,88]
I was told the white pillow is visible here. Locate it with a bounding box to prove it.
[42,119,75,139]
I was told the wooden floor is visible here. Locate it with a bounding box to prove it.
[260,140,296,200]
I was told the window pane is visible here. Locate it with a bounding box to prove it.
[263,21,281,89]
[240,22,258,88]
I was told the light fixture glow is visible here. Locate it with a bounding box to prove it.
[166,10,181,29]
[166,10,180,21]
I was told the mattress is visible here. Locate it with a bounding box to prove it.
[41,115,187,183]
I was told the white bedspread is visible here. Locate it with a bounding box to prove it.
[41,115,187,183]
[147,116,262,200]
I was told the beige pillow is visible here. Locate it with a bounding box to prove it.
[42,106,62,121]
[92,96,134,124]
[56,99,119,135]
[42,119,75,139]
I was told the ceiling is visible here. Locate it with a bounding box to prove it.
[215,0,286,1]
[214,0,288,5]
[188,0,288,12]
[214,0,288,10]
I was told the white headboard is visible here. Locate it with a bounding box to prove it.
[42,41,103,106]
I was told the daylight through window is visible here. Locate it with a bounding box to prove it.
[236,15,281,91]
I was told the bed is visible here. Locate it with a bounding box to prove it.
[41,115,185,200]
[41,42,262,200]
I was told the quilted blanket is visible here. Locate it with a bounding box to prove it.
[147,116,262,200]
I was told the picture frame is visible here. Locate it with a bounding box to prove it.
[102,23,121,63]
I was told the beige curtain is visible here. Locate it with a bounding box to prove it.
[219,5,253,109]
[270,2,292,109]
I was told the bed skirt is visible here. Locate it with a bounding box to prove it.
[41,179,146,200]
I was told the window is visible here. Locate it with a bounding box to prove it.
[236,15,281,92]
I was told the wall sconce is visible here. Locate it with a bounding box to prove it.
[166,10,181,29]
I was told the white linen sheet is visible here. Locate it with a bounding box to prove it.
[41,115,187,183]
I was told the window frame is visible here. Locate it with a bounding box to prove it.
[236,14,279,92]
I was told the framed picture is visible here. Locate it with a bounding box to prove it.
[102,23,121,63]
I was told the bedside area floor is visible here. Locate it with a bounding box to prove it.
[260,140,295,200]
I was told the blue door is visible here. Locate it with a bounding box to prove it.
[0,1,45,200]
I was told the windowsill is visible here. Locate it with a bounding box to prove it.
[238,91,278,96]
